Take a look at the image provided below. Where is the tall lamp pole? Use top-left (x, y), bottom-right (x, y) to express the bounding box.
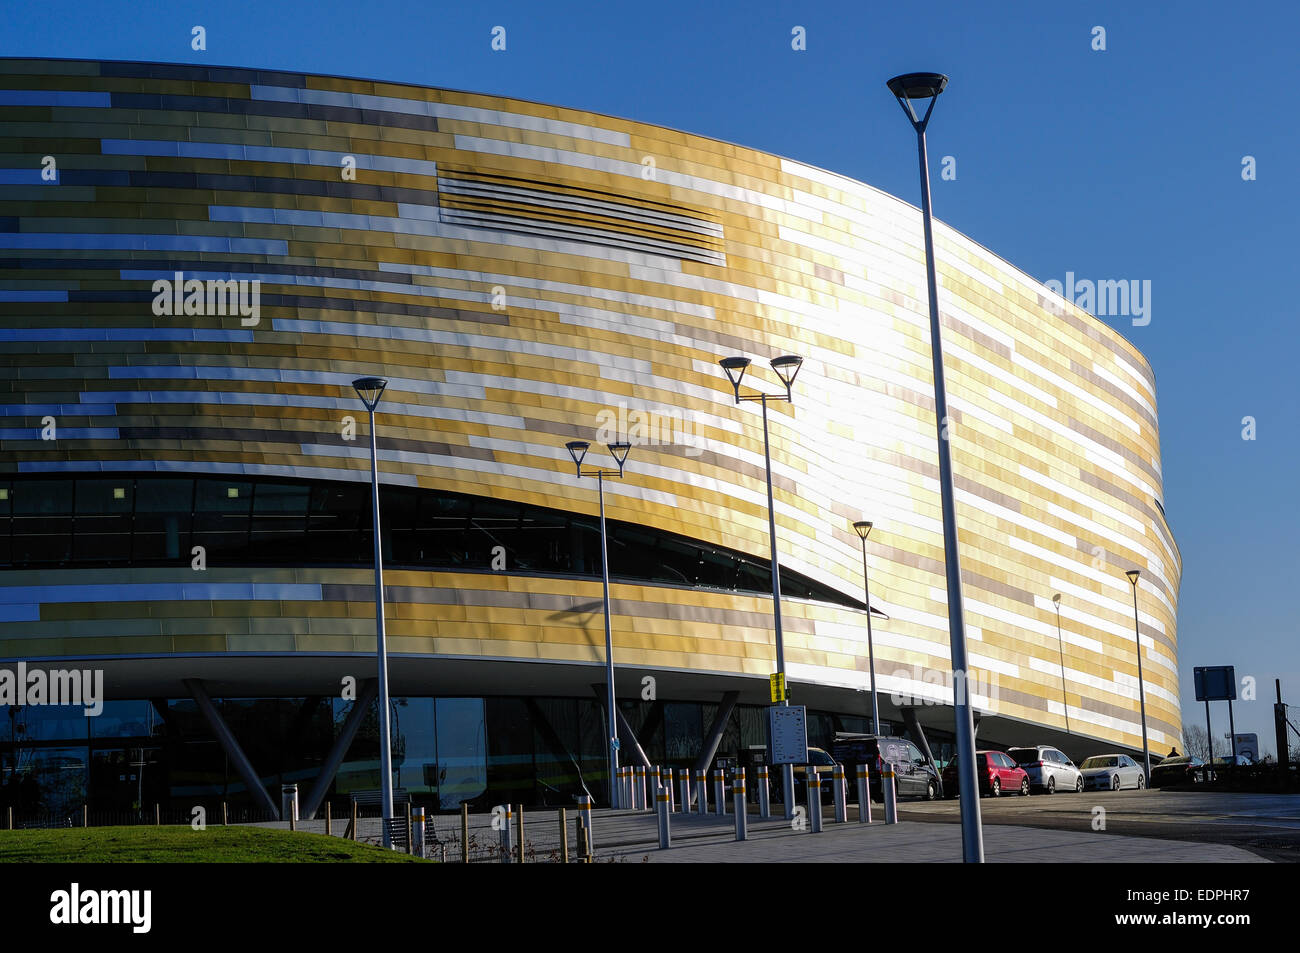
top-left (353, 376), bottom-right (395, 849)
top-left (566, 439), bottom-right (632, 808)
top-left (1126, 570), bottom-right (1152, 784)
top-left (1052, 593), bottom-right (1071, 735)
top-left (888, 71), bottom-right (983, 862)
top-left (853, 521), bottom-right (881, 734)
top-left (719, 354), bottom-right (803, 819)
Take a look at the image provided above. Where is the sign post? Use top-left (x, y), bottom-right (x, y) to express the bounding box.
top-left (1194, 666), bottom-right (1237, 770)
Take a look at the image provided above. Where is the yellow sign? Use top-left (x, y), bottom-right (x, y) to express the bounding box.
top-left (769, 672), bottom-right (786, 702)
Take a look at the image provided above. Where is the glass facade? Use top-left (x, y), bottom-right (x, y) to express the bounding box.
top-left (0, 475), bottom-right (862, 609)
top-left (0, 692), bottom-right (888, 817)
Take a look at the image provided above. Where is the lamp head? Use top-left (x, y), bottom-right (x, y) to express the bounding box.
top-left (352, 376), bottom-right (388, 411)
top-left (1126, 569), bottom-right (1141, 587)
top-left (1052, 593), bottom-right (1061, 607)
top-left (853, 520), bottom-right (873, 540)
top-left (887, 72), bottom-right (949, 100)
top-left (565, 440), bottom-right (590, 472)
top-left (607, 441), bottom-right (631, 473)
top-left (719, 356), bottom-right (750, 398)
top-left (770, 354), bottom-right (804, 392)
top-left (887, 71), bottom-right (949, 130)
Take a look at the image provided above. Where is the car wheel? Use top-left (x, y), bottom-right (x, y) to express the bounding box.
top-left (1111, 774), bottom-right (1120, 791)
top-left (1137, 774), bottom-right (1145, 790)
top-left (926, 780), bottom-right (938, 801)
top-left (1075, 775), bottom-right (1084, 793)
top-left (1020, 778), bottom-right (1030, 796)
top-left (991, 778), bottom-right (1001, 797)
top-left (1046, 776), bottom-right (1056, 794)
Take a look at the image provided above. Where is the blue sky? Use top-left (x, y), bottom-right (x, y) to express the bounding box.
top-left (4, 0), bottom-right (1297, 754)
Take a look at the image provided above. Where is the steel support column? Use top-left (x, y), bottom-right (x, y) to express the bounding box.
top-left (301, 679), bottom-right (378, 819)
top-left (184, 678), bottom-right (279, 817)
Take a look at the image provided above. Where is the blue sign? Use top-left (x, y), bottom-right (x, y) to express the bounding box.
top-left (1194, 666), bottom-right (1236, 702)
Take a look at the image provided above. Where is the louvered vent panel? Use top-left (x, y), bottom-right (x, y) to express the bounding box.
top-left (437, 169), bottom-right (725, 265)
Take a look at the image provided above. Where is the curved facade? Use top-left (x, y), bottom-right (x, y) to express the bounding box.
top-left (0, 59), bottom-right (1180, 811)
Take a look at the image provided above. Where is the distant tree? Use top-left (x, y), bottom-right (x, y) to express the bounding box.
top-left (1183, 724), bottom-right (1210, 761)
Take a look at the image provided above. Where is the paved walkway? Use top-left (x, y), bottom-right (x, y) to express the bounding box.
top-left (585, 807), bottom-right (1267, 863)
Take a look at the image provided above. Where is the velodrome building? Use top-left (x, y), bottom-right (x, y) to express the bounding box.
top-left (0, 59), bottom-right (1180, 817)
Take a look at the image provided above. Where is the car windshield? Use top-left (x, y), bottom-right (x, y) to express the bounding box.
top-left (1007, 749), bottom-right (1038, 765)
top-left (1159, 756), bottom-right (1191, 765)
top-left (807, 749), bottom-right (835, 766)
top-left (1081, 757), bottom-right (1118, 769)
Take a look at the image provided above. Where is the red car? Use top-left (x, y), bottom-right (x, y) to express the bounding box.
top-left (941, 750), bottom-right (1030, 797)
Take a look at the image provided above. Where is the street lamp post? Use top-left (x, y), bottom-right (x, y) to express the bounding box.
top-left (719, 354), bottom-right (802, 819)
top-left (1126, 570), bottom-right (1152, 784)
top-left (853, 521), bottom-right (881, 735)
top-left (888, 71), bottom-right (984, 862)
top-left (565, 439), bottom-right (632, 809)
top-left (1052, 594), bottom-right (1071, 735)
top-left (353, 376), bottom-right (395, 849)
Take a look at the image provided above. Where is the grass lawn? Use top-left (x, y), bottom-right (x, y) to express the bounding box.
top-left (0, 826), bottom-right (429, 863)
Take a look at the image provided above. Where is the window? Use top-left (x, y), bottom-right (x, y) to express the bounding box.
top-left (0, 475), bottom-right (865, 609)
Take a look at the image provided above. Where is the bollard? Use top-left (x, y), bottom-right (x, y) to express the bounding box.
top-left (516, 804), bottom-right (525, 863)
top-left (832, 764), bottom-right (847, 823)
top-left (856, 765), bottom-right (872, 824)
top-left (559, 807), bottom-right (569, 864)
top-left (461, 803), bottom-right (469, 863)
top-left (578, 794), bottom-right (594, 855)
top-left (695, 769), bottom-right (708, 815)
top-left (665, 768), bottom-right (676, 813)
top-left (411, 808), bottom-right (425, 858)
top-left (883, 765), bottom-right (898, 825)
top-left (325, 801), bottom-right (331, 837)
top-left (757, 764), bottom-right (771, 818)
top-left (734, 768), bottom-right (748, 841)
top-left (634, 766), bottom-right (646, 810)
top-left (713, 768), bottom-right (726, 815)
top-left (83, 804), bottom-right (88, 828)
top-left (576, 823), bottom-right (590, 863)
top-left (808, 771), bottom-right (824, 833)
top-left (222, 801), bottom-right (228, 826)
top-left (281, 784), bottom-right (299, 831)
top-left (499, 804), bottom-right (514, 863)
top-left (406, 802), bottom-right (413, 852)
top-left (351, 800), bottom-right (358, 841)
top-left (656, 785), bottom-right (671, 849)
top-left (616, 766), bottom-right (626, 809)
top-left (155, 803), bottom-right (160, 826)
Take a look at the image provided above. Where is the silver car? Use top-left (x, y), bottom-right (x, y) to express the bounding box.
top-left (1007, 745), bottom-right (1083, 794)
top-left (1080, 753), bottom-right (1146, 790)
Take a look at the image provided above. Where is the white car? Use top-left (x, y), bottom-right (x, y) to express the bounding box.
top-left (1007, 745), bottom-right (1084, 794)
top-left (1080, 753), bottom-right (1146, 791)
